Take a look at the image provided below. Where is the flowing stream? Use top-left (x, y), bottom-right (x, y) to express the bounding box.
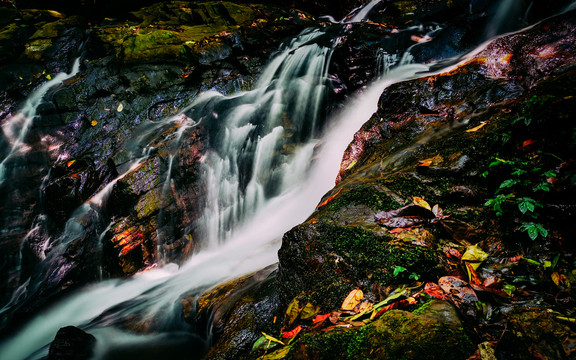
top-left (0, 0), bottom-right (570, 359)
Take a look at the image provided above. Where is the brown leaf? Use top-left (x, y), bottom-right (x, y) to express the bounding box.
top-left (465, 122), bottom-right (487, 133)
top-left (424, 282), bottom-right (446, 300)
top-left (412, 196), bottom-right (432, 210)
top-left (438, 276), bottom-right (478, 304)
top-left (341, 289), bottom-right (363, 311)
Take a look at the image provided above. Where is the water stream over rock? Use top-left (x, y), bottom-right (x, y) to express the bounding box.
top-left (1, 0), bottom-right (575, 359)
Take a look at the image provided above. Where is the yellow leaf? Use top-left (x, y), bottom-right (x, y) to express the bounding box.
top-left (341, 289), bottom-right (363, 310)
top-left (551, 272), bottom-right (561, 286)
top-left (67, 160), bottom-right (76, 167)
top-left (117, 103), bottom-right (124, 112)
top-left (461, 244), bottom-right (489, 270)
top-left (285, 298), bottom-right (302, 326)
top-left (412, 196), bottom-right (431, 211)
top-left (299, 302), bottom-right (320, 320)
top-left (91, 120), bottom-right (98, 127)
top-left (261, 332), bottom-right (284, 346)
top-left (46, 74), bottom-right (52, 80)
top-left (346, 160), bottom-right (357, 170)
top-left (465, 122), bottom-right (487, 133)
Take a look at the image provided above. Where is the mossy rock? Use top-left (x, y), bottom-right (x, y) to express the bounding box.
top-left (278, 222), bottom-right (442, 309)
top-left (287, 300), bottom-right (474, 360)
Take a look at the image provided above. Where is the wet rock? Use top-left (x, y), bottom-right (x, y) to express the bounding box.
top-left (277, 221), bottom-right (443, 309)
top-left (48, 326), bottom-right (96, 360)
top-left (288, 300), bottom-right (474, 360)
top-left (499, 308), bottom-right (576, 359)
top-left (196, 265), bottom-right (282, 360)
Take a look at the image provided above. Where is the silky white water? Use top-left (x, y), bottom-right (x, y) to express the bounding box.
top-left (0, 59), bottom-right (81, 184)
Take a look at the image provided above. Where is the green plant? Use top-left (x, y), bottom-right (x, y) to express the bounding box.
top-left (483, 157), bottom-right (557, 240)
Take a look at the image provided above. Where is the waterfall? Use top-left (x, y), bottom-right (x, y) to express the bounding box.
top-left (188, 28), bottom-right (334, 247)
top-left (0, 59), bottom-right (81, 183)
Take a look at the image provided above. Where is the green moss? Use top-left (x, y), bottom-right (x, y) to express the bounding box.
top-left (317, 223), bottom-right (438, 284)
top-left (327, 184), bottom-right (400, 212)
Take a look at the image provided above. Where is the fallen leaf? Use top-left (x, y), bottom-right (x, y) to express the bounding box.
top-left (67, 160), bottom-right (76, 167)
top-left (418, 154), bottom-right (443, 167)
top-left (317, 188), bottom-right (342, 209)
top-left (438, 276), bottom-right (478, 303)
top-left (389, 228), bottom-right (409, 234)
top-left (341, 289), bottom-right (363, 311)
top-left (465, 122), bottom-right (487, 133)
top-left (412, 196), bottom-right (432, 210)
top-left (552, 272), bottom-right (568, 286)
top-left (371, 297), bottom-right (418, 319)
top-left (461, 244), bottom-right (489, 270)
top-left (282, 325), bottom-right (302, 339)
top-left (46, 74), bottom-right (52, 80)
top-left (465, 262), bottom-right (482, 285)
top-left (117, 103), bottom-right (124, 112)
top-left (424, 282), bottom-right (446, 299)
top-left (299, 302), bottom-right (320, 320)
top-left (252, 335), bottom-right (279, 351)
top-left (285, 298), bottom-right (302, 326)
top-left (91, 120), bottom-right (98, 127)
top-left (312, 313), bottom-right (331, 324)
top-left (261, 332), bottom-right (285, 345)
top-left (446, 248), bottom-right (462, 259)
top-left (346, 160), bottom-right (357, 170)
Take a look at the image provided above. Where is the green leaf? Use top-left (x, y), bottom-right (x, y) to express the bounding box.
top-left (299, 302), bottom-right (320, 320)
top-left (252, 335), bottom-right (279, 351)
top-left (393, 266), bottom-right (407, 276)
top-left (500, 179), bottom-right (518, 189)
top-left (534, 182), bottom-right (550, 191)
top-left (543, 170), bottom-right (557, 178)
top-left (528, 226), bottom-right (538, 240)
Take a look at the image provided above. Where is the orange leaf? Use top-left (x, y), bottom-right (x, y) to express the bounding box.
top-left (418, 154), bottom-right (442, 167)
top-left (67, 160), bottom-right (76, 167)
top-left (465, 262), bottom-right (482, 285)
top-left (91, 120), bottom-right (98, 127)
top-left (312, 313), bottom-right (331, 324)
top-left (341, 289), bottom-right (363, 310)
top-left (317, 188), bottom-right (342, 209)
top-left (389, 228), bottom-right (409, 234)
top-left (466, 122), bottom-right (487, 133)
top-left (282, 325), bottom-right (302, 339)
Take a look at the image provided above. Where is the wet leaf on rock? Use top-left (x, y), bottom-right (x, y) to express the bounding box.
top-left (461, 244), bottom-right (489, 270)
top-left (285, 298), bottom-right (302, 326)
top-left (282, 325), bottom-right (302, 339)
top-left (424, 282), bottom-right (446, 299)
top-left (300, 302), bottom-right (320, 320)
top-left (438, 276), bottom-right (478, 304)
top-left (341, 289), bottom-right (363, 310)
top-left (312, 313), bottom-right (331, 324)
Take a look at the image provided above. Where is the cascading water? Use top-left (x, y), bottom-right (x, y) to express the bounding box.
top-left (0, 1), bottom-right (564, 359)
top-left (0, 59), bottom-right (81, 183)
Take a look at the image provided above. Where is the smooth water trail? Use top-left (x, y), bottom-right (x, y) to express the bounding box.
top-left (0, 59), bottom-right (81, 183)
top-left (191, 27), bottom-right (335, 247)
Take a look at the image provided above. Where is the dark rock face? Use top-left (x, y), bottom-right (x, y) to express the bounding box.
top-left (47, 326), bottom-right (96, 360)
top-left (0, 0), bottom-right (316, 328)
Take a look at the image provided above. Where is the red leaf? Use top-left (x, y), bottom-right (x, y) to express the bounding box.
top-left (312, 313), bottom-right (331, 324)
top-left (424, 282), bottom-right (446, 299)
top-left (282, 325), bottom-right (302, 339)
top-left (446, 248), bottom-right (462, 259)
